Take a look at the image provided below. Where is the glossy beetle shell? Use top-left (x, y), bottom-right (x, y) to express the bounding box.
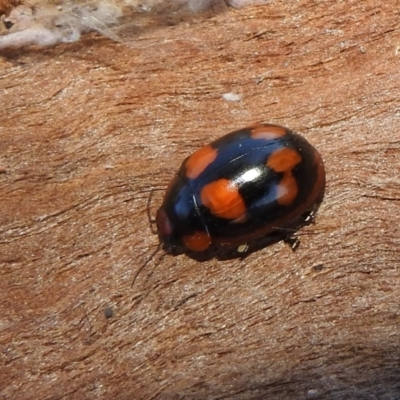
top-left (156, 123), bottom-right (325, 252)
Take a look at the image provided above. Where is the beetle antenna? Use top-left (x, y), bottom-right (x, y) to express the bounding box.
top-left (131, 243), bottom-right (162, 288)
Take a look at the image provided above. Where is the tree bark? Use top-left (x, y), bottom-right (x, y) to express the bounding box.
top-left (1, 1), bottom-right (400, 399)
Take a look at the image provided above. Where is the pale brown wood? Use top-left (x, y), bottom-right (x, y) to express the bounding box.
top-left (1, 1), bottom-right (400, 399)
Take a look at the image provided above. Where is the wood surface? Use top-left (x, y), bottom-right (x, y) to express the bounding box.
top-left (1, 1), bottom-right (400, 399)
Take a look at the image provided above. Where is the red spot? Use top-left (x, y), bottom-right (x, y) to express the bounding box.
top-left (200, 179), bottom-right (247, 220)
top-left (267, 148), bottom-right (302, 206)
top-left (182, 231), bottom-right (211, 251)
top-left (250, 124), bottom-right (287, 140)
top-left (185, 145), bottom-right (218, 179)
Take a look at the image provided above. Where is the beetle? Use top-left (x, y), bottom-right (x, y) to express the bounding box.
top-left (156, 123), bottom-right (325, 253)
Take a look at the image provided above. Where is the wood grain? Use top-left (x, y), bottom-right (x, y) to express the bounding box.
top-left (1, 1), bottom-right (400, 399)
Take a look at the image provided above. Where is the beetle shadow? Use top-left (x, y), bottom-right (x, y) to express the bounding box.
top-left (187, 233), bottom-right (288, 262)
top-left (167, 215), bottom-right (315, 262)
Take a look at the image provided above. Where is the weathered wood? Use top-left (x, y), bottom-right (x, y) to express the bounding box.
top-left (1, 1), bottom-right (400, 399)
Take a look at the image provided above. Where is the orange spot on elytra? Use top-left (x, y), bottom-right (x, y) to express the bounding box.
top-left (182, 231), bottom-right (211, 251)
top-left (267, 147), bottom-right (302, 172)
top-left (201, 179), bottom-right (246, 220)
top-left (276, 174), bottom-right (299, 206)
top-left (267, 147), bottom-right (302, 206)
top-left (250, 124), bottom-right (287, 140)
top-left (185, 145), bottom-right (218, 179)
